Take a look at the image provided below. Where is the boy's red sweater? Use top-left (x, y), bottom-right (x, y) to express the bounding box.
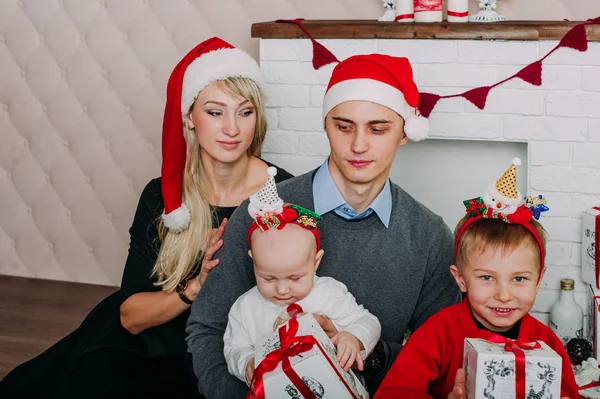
top-left (375, 298), bottom-right (580, 399)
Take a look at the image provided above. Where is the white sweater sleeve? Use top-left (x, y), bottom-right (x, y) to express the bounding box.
top-left (223, 294), bottom-right (255, 384)
top-left (318, 278), bottom-right (382, 359)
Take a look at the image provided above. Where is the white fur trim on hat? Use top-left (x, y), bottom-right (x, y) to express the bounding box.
top-left (161, 203), bottom-right (191, 232)
top-left (322, 78), bottom-right (428, 140)
top-left (181, 48), bottom-right (264, 120)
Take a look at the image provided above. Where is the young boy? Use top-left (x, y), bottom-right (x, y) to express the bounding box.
top-left (374, 159), bottom-right (579, 399)
top-left (223, 168), bottom-right (381, 387)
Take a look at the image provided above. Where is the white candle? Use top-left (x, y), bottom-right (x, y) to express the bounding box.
top-left (447, 0), bottom-right (469, 22)
top-left (395, 0), bottom-right (414, 23)
top-left (414, 0), bottom-right (442, 23)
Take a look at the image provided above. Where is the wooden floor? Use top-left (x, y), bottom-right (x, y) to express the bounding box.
top-left (0, 275), bottom-right (118, 380)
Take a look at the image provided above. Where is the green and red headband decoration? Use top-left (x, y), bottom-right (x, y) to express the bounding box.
top-left (248, 205), bottom-right (322, 251)
top-left (454, 158), bottom-right (549, 271)
top-left (247, 167), bottom-right (321, 250)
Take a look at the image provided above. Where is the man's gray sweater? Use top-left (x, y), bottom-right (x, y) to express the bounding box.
top-left (186, 170), bottom-right (460, 398)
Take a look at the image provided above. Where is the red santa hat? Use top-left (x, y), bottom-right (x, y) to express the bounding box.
top-left (322, 54), bottom-right (429, 141)
top-left (161, 37), bottom-right (264, 232)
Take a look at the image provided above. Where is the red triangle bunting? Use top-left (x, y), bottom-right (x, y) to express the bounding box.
top-left (312, 40), bottom-right (340, 69)
top-left (515, 61), bottom-right (543, 86)
top-left (276, 18), bottom-right (339, 70)
top-left (558, 23), bottom-right (588, 52)
top-left (462, 86), bottom-right (492, 110)
top-left (418, 93), bottom-right (441, 118)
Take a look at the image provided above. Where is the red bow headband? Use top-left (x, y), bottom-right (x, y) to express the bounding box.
top-left (248, 205), bottom-right (322, 251)
top-left (455, 196), bottom-right (548, 275)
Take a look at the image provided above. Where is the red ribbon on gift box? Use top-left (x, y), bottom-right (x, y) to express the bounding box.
top-left (249, 307), bottom-right (362, 399)
top-left (249, 316), bottom-right (317, 399)
top-left (486, 335), bottom-right (541, 399)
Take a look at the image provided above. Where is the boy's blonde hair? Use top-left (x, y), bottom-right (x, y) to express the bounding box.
top-left (454, 215), bottom-right (547, 272)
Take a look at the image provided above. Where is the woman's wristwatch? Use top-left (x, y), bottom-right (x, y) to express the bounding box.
top-left (176, 279), bottom-right (193, 305)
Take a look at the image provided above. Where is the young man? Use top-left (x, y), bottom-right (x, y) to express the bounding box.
top-left (186, 53), bottom-right (461, 398)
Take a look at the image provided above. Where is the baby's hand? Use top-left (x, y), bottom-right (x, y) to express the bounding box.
top-left (331, 331), bottom-right (364, 372)
top-left (245, 357), bottom-right (255, 387)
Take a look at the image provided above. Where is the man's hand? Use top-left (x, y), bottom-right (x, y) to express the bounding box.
top-left (245, 357), bottom-right (255, 387)
top-left (313, 314), bottom-right (338, 339)
top-left (331, 331), bottom-right (364, 372)
top-left (447, 368), bottom-right (466, 399)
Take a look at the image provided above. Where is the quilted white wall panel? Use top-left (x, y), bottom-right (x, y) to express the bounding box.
top-left (0, 0), bottom-right (385, 286)
top-left (1, 0), bottom-right (599, 286)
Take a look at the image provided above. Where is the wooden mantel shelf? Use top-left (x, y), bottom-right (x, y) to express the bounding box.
top-left (251, 20), bottom-right (600, 41)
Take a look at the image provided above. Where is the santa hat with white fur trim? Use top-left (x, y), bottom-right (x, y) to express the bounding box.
top-left (161, 37), bottom-right (264, 232)
top-left (322, 54), bottom-right (429, 141)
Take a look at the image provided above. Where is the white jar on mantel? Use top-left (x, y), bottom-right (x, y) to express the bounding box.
top-left (549, 278), bottom-right (584, 346)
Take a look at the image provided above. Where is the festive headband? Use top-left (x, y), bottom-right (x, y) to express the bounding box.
top-left (247, 167), bottom-right (321, 251)
top-left (454, 158), bottom-right (550, 272)
top-left (248, 205), bottom-right (322, 251)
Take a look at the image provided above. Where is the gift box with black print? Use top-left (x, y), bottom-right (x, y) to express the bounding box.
top-left (252, 313), bottom-right (369, 399)
top-left (582, 207), bottom-right (600, 289)
top-left (463, 338), bottom-right (562, 399)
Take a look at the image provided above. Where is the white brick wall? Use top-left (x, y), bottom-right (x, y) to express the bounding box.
top-left (260, 38), bottom-right (600, 324)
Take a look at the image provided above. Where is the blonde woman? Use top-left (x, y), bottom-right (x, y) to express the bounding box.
top-left (0, 37), bottom-right (292, 399)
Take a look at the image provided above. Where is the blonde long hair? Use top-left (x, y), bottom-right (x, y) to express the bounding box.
top-left (152, 77), bottom-right (267, 292)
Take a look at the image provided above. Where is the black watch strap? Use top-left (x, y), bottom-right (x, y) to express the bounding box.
top-left (178, 290), bottom-right (193, 305)
top-left (176, 279), bottom-right (193, 305)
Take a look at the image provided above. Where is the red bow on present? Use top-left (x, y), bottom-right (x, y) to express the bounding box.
top-left (248, 307), bottom-right (317, 399)
top-left (463, 197), bottom-right (487, 217)
top-left (486, 335), bottom-right (542, 399)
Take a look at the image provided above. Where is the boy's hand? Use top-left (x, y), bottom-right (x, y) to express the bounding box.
top-left (331, 331), bottom-right (364, 372)
top-left (245, 357), bottom-right (255, 387)
top-left (447, 368), bottom-right (466, 399)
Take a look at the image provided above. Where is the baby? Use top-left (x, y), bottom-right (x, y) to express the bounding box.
top-left (375, 158), bottom-right (579, 399)
top-left (223, 168), bottom-right (381, 388)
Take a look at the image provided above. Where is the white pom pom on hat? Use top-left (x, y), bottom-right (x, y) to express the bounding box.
top-left (404, 114), bottom-right (429, 142)
top-left (161, 203), bottom-right (191, 233)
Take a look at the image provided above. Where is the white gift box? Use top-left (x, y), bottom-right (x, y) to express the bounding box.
top-left (463, 338), bottom-right (562, 399)
top-left (254, 313), bottom-right (369, 399)
top-left (588, 284), bottom-right (600, 360)
top-left (582, 207), bottom-right (600, 288)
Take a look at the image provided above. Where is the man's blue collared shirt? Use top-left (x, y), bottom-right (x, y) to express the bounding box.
top-left (312, 158), bottom-right (392, 228)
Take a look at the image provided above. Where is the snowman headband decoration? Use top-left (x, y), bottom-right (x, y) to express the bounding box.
top-left (455, 158), bottom-right (550, 270)
top-left (247, 167), bottom-right (321, 251)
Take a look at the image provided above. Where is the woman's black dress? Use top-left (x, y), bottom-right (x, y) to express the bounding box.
top-left (0, 164), bottom-right (293, 398)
